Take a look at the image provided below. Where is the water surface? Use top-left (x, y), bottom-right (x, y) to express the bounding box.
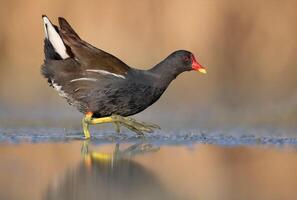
top-left (1, 128), bottom-right (297, 200)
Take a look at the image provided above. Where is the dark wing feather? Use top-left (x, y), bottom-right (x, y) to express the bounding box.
top-left (58, 17), bottom-right (80, 39)
top-left (42, 58), bottom-right (126, 113)
top-left (42, 59), bottom-right (85, 112)
top-left (42, 17), bottom-right (131, 113)
top-left (58, 17), bottom-right (130, 75)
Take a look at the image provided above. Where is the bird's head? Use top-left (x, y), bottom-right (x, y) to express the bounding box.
top-left (170, 50), bottom-right (207, 74)
top-left (150, 50), bottom-right (207, 84)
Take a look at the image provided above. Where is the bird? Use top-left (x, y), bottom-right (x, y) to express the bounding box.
top-left (41, 15), bottom-right (207, 139)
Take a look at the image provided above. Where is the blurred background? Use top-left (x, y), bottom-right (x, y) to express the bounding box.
top-left (0, 0), bottom-right (297, 129)
top-left (1, 2), bottom-right (297, 200)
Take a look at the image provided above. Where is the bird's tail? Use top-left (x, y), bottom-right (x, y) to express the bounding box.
top-left (58, 17), bottom-right (81, 39)
top-left (42, 15), bottom-right (70, 60)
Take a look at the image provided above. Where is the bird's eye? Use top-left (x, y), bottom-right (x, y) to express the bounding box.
top-left (183, 56), bottom-right (191, 63)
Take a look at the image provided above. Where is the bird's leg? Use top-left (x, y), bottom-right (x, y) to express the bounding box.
top-left (82, 112), bottom-right (160, 138)
top-left (113, 122), bottom-right (121, 133)
top-left (82, 112), bottom-right (92, 139)
top-left (82, 112), bottom-right (114, 139)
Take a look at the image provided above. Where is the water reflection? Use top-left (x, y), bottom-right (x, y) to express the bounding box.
top-left (44, 142), bottom-right (175, 200)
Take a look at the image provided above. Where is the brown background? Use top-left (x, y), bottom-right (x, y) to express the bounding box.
top-left (0, 0), bottom-right (297, 129)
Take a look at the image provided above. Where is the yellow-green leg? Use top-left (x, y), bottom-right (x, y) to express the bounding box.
top-left (113, 122), bottom-right (121, 133)
top-left (82, 112), bottom-right (92, 139)
top-left (82, 112), bottom-right (114, 139)
top-left (82, 112), bottom-right (161, 139)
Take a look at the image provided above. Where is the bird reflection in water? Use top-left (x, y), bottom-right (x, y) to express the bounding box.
top-left (44, 142), bottom-right (176, 200)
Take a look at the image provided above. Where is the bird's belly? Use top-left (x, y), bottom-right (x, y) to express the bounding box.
top-left (91, 85), bottom-right (165, 118)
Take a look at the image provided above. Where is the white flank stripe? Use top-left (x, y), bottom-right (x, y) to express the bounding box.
top-left (42, 16), bottom-right (69, 59)
top-left (52, 81), bottom-right (68, 98)
top-left (86, 69), bottom-right (126, 79)
top-left (70, 78), bottom-right (98, 82)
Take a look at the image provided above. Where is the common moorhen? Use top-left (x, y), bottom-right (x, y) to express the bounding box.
top-left (41, 15), bottom-right (207, 139)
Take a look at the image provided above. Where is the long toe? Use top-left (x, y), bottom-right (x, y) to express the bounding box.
top-left (120, 122), bottom-right (145, 136)
top-left (112, 115), bottom-right (160, 135)
top-left (137, 121), bottom-right (161, 129)
top-left (124, 121), bottom-right (155, 134)
top-left (123, 116), bottom-right (160, 130)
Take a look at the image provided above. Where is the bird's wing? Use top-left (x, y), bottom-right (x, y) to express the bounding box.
top-left (42, 58), bottom-right (124, 113)
top-left (58, 17), bottom-right (130, 76)
top-left (42, 16), bottom-right (129, 113)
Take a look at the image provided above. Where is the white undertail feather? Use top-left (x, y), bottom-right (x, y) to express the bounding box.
top-left (51, 80), bottom-right (68, 98)
top-left (42, 16), bottom-right (69, 59)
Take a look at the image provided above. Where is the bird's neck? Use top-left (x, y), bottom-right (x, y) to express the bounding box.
top-left (148, 61), bottom-right (181, 87)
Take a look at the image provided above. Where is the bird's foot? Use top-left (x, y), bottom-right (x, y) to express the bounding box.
top-left (82, 112), bottom-right (160, 139)
top-left (111, 115), bottom-right (161, 135)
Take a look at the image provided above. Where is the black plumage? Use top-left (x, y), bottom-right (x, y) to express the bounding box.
top-left (41, 16), bottom-right (205, 119)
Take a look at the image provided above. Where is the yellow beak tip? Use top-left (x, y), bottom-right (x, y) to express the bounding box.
top-left (198, 69), bottom-right (207, 74)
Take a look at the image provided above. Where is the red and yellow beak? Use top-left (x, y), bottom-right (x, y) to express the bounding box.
top-left (191, 55), bottom-right (207, 74)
